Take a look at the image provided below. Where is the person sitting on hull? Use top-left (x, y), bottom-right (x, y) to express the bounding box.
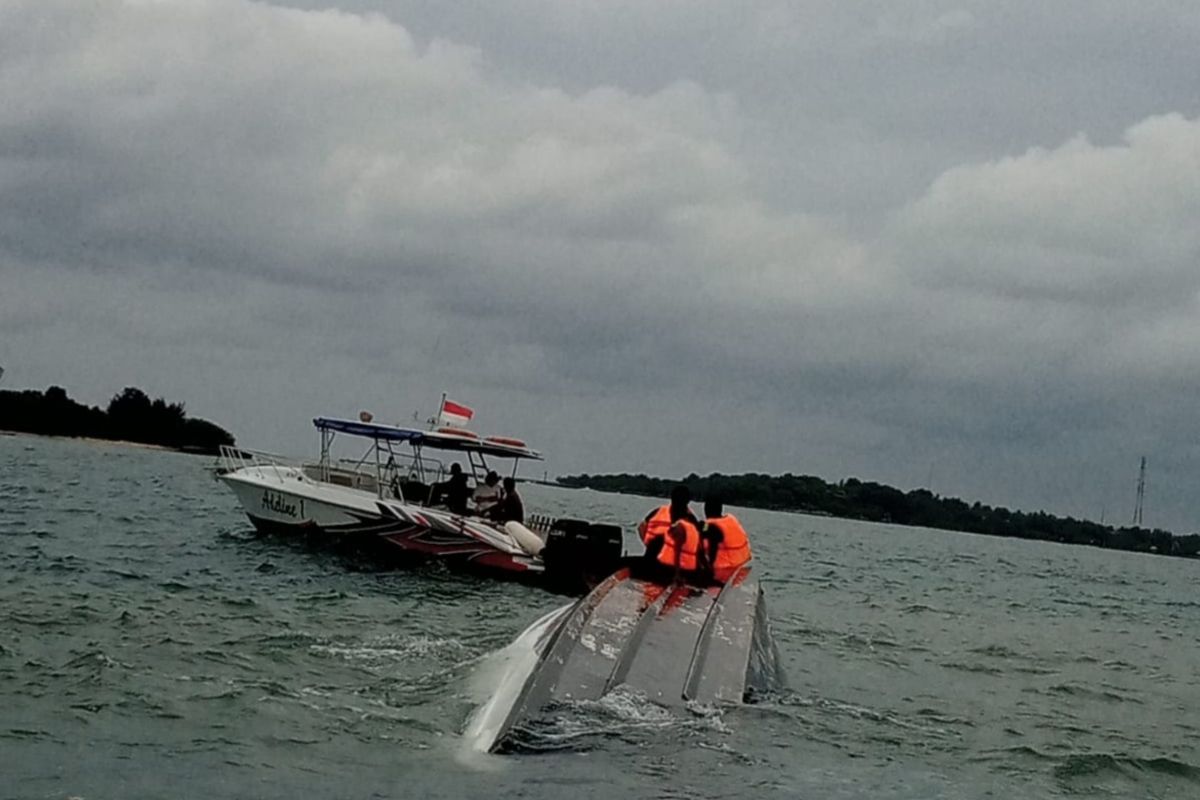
top-left (655, 514), bottom-right (707, 579)
top-left (638, 484), bottom-right (705, 577)
top-left (487, 477), bottom-right (525, 524)
top-left (638, 484), bottom-right (701, 562)
top-left (701, 496), bottom-right (753, 583)
top-left (429, 463), bottom-right (472, 515)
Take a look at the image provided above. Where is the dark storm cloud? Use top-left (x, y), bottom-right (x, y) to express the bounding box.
top-left (2, 0), bottom-right (1199, 529)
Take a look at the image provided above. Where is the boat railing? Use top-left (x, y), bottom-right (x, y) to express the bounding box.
top-left (373, 448), bottom-right (451, 496)
top-left (371, 446), bottom-right (448, 485)
top-left (317, 458), bottom-right (386, 493)
top-left (218, 444), bottom-right (452, 500)
top-left (217, 446), bottom-right (308, 484)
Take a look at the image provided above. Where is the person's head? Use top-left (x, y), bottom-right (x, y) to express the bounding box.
top-left (704, 497), bottom-right (724, 518)
top-left (486, 471), bottom-right (500, 486)
top-left (503, 477), bottom-right (517, 492)
top-left (450, 463), bottom-right (462, 475)
top-left (669, 484), bottom-right (691, 515)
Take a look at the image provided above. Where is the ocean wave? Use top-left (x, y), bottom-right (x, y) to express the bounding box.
top-left (1009, 664), bottom-right (1060, 676)
top-left (103, 567), bottom-right (147, 580)
top-left (837, 632), bottom-right (903, 651)
top-left (44, 556), bottom-right (86, 573)
top-left (969, 643), bottom-right (1025, 659)
top-left (59, 650), bottom-right (127, 672)
top-left (295, 590), bottom-right (351, 604)
top-left (769, 692), bottom-right (964, 739)
top-left (1054, 752), bottom-right (1200, 784)
top-left (973, 744), bottom-right (1200, 787)
top-left (222, 631), bottom-right (324, 647)
top-left (0, 727), bottom-right (62, 743)
top-left (900, 602), bottom-right (949, 614)
top-left (914, 707), bottom-right (976, 727)
top-left (1039, 682), bottom-right (1144, 705)
top-left (941, 660), bottom-right (1006, 676)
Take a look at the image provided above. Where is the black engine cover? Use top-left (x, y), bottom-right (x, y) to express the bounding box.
top-left (541, 518), bottom-right (624, 592)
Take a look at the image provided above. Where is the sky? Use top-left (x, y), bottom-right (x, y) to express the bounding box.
top-left (2, 0), bottom-right (1199, 531)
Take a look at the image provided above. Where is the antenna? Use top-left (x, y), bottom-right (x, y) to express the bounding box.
top-left (1132, 456), bottom-right (1146, 527)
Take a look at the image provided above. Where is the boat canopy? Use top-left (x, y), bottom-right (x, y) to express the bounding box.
top-left (313, 417), bottom-right (543, 461)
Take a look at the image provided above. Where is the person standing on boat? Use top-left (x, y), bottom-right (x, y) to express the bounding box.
top-left (638, 484), bottom-right (701, 563)
top-left (701, 497), bottom-right (752, 583)
top-left (472, 471), bottom-right (502, 514)
top-left (487, 477), bottom-right (525, 524)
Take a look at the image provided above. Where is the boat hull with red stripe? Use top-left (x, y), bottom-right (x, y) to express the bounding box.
top-left (219, 464), bottom-right (543, 575)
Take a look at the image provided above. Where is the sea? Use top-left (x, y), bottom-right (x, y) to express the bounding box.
top-left (2, 433), bottom-right (1199, 799)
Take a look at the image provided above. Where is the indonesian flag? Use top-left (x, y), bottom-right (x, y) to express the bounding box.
top-left (438, 398), bottom-right (474, 427)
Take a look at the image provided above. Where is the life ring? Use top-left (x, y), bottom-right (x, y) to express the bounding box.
top-left (437, 426), bottom-right (479, 439)
top-left (485, 435), bottom-right (527, 448)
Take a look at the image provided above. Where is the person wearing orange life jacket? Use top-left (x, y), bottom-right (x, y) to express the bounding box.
top-left (701, 497), bottom-right (752, 582)
top-left (656, 516), bottom-right (706, 574)
top-left (637, 484), bottom-right (701, 564)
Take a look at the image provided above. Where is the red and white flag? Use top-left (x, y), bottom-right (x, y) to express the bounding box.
top-left (438, 397), bottom-right (475, 427)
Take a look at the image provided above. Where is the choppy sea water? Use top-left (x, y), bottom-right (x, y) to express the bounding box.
top-left (2, 433), bottom-right (1199, 799)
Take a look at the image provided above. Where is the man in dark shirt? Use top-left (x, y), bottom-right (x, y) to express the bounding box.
top-left (430, 463), bottom-right (472, 514)
top-left (488, 477), bottom-right (525, 523)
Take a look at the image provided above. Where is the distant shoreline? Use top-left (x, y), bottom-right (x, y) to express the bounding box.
top-left (558, 472), bottom-right (1200, 559)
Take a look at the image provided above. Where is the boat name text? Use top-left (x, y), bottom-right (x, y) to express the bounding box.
top-left (262, 490), bottom-right (299, 518)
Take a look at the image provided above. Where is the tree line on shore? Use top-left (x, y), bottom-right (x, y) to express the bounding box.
top-left (557, 472), bottom-right (1200, 558)
top-left (0, 385), bottom-right (235, 455)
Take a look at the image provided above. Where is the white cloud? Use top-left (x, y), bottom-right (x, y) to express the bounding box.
top-left (893, 113), bottom-right (1200, 306)
top-left (3, 0), bottom-right (1200, 530)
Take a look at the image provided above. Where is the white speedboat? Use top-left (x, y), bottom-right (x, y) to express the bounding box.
top-left (217, 416), bottom-right (622, 585)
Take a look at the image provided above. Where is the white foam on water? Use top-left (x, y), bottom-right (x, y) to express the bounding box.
top-left (309, 634), bottom-right (466, 665)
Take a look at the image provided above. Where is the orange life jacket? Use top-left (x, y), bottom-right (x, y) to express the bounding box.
top-left (656, 519), bottom-right (703, 572)
top-left (638, 504), bottom-right (673, 546)
top-left (706, 513), bottom-right (752, 580)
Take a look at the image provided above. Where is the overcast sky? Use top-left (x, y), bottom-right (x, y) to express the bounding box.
top-left (3, 0), bottom-right (1199, 531)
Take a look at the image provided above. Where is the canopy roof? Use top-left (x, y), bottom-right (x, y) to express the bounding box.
top-left (313, 417), bottom-right (543, 460)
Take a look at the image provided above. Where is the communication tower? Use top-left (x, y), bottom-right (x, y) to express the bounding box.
top-left (1132, 456), bottom-right (1146, 526)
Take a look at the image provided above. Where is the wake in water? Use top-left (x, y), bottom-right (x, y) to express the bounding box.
top-left (495, 685), bottom-right (732, 754)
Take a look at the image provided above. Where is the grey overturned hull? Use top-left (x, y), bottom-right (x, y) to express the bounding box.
top-left (480, 564), bottom-right (782, 753)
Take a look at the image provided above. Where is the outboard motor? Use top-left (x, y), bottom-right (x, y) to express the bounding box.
top-left (541, 518), bottom-right (624, 593)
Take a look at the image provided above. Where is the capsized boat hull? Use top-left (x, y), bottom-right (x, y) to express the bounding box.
top-left (471, 564), bottom-right (784, 752)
